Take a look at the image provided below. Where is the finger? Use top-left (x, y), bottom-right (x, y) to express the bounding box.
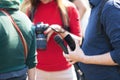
top-left (70, 61), bottom-right (76, 65)
top-left (44, 27), bottom-right (51, 34)
top-left (69, 61), bottom-right (76, 65)
top-left (70, 61), bottom-right (76, 64)
top-left (63, 52), bottom-right (66, 57)
top-left (66, 58), bottom-right (72, 62)
top-left (46, 30), bottom-right (54, 41)
top-left (63, 54), bottom-right (70, 59)
top-left (50, 24), bottom-right (61, 33)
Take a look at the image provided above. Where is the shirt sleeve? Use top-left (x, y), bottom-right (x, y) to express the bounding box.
top-left (101, 2), bottom-right (120, 64)
top-left (67, 3), bottom-right (82, 37)
top-left (26, 26), bottom-right (37, 69)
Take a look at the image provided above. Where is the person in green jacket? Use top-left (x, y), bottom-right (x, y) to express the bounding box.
top-left (20, 0), bottom-right (23, 3)
top-left (0, 0), bottom-right (36, 80)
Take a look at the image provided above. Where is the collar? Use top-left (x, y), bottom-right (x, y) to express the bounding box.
top-left (40, 0), bottom-right (54, 4)
top-left (89, 0), bottom-right (101, 8)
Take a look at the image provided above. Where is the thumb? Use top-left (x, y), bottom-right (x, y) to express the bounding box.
top-left (44, 27), bottom-right (51, 34)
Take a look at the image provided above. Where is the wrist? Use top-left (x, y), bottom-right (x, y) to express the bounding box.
top-left (81, 55), bottom-right (89, 64)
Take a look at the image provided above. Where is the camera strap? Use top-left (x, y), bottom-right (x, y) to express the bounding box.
top-left (0, 9), bottom-right (28, 61)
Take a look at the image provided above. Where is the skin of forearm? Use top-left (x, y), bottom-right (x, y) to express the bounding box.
top-left (83, 52), bottom-right (118, 66)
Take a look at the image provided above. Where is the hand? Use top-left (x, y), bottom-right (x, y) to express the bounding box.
top-left (63, 40), bottom-right (85, 64)
top-left (44, 27), bottom-right (54, 41)
top-left (49, 24), bottom-right (65, 33)
top-left (44, 24), bottom-right (62, 41)
top-left (44, 24), bottom-right (65, 41)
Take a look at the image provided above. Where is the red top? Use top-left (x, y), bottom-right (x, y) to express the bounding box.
top-left (33, 0), bottom-right (81, 71)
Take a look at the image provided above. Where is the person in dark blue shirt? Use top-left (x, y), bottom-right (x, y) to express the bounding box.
top-left (63, 0), bottom-right (120, 80)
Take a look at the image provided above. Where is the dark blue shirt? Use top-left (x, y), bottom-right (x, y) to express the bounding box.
top-left (79, 0), bottom-right (120, 80)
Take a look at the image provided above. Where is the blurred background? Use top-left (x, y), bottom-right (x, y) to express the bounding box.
top-left (81, 0), bottom-right (91, 36)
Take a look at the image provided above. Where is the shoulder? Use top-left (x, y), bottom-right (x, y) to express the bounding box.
top-left (63, 0), bottom-right (78, 15)
top-left (113, 0), bottom-right (120, 9)
top-left (104, 0), bottom-right (120, 10)
top-left (15, 10), bottom-right (31, 22)
top-left (101, 0), bottom-right (120, 29)
top-left (102, 0), bottom-right (120, 17)
top-left (63, 0), bottom-right (76, 9)
top-left (63, 0), bottom-right (80, 19)
top-left (13, 10), bottom-right (33, 31)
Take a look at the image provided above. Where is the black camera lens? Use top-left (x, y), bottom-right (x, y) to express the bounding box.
top-left (36, 34), bottom-right (47, 50)
top-left (34, 22), bottom-right (49, 50)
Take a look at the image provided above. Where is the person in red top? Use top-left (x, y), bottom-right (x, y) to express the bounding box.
top-left (20, 0), bottom-right (82, 80)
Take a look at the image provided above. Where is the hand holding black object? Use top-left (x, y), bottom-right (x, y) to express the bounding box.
top-left (54, 35), bottom-right (83, 76)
